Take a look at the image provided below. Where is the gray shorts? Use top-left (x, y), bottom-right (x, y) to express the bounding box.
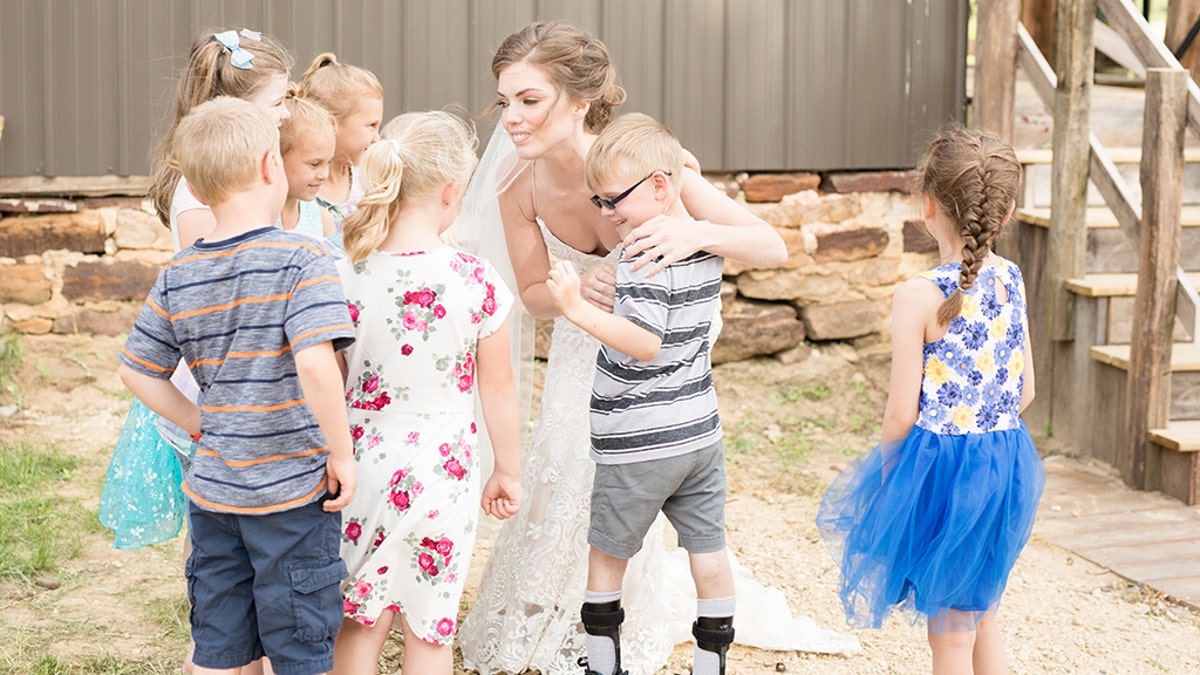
top-left (588, 440), bottom-right (727, 559)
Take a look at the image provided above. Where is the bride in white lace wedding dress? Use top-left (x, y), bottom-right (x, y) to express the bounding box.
top-left (454, 21), bottom-right (858, 675)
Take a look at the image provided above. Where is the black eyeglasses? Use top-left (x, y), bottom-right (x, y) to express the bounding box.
top-left (590, 170), bottom-right (671, 210)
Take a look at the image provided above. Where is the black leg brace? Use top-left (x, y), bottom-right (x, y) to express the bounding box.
top-left (692, 615), bottom-right (735, 675)
top-left (580, 598), bottom-right (628, 672)
top-left (579, 600), bottom-right (626, 675)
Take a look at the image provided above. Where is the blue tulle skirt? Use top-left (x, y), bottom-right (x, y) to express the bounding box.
top-left (816, 423), bottom-right (1044, 632)
top-left (99, 400), bottom-right (187, 550)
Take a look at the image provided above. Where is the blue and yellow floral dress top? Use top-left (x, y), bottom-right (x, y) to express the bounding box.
top-left (918, 260), bottom-right (1028, 435)
top-left (817, 257), bottom-right (1046, 633)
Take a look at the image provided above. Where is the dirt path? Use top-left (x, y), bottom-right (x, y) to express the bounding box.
top-left (1, 335), bottom-right (1198, 674)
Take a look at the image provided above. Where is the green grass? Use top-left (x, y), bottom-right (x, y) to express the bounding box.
top-left (0, 334), bottom-right (22, 406)
top-left (0, 441), bottom-right (181, 674)
top-left (772, 384), bottom-right (833, 405)
top-left (725, 419), bottom-right (759, 455)
top-left (142, 594), bottom-right (190, 645)
top-left (1, 653), bottom-right (178, 675)
top-left (0, 442), bottom-right (86, 581)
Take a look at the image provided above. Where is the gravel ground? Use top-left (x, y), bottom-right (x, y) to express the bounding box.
top-left (1, 336), bottom-right (1197, 674)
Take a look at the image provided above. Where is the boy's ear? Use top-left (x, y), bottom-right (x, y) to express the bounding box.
top-left (652, 171), bottom-right (672, 200)
top-left (261, 149), bottom-right (283, 184)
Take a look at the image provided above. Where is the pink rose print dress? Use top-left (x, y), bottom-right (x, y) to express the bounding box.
top-left (335, 247), bottom-right (512, 645)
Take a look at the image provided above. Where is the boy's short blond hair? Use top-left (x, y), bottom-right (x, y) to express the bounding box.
top-left (585, 112), bottom-right (684, 194)
top-left (172, 96), bottom-right (279, 206)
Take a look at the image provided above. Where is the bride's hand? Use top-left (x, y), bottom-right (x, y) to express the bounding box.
top-left (621, 214), bottom-right (704, 277)
top-left (580, 265), bottom-right (616, 312)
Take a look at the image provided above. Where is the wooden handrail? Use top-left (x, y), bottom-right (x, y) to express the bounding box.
top-left (1097, 0), bottom-right (1200, 140)
top-left (1016, 21), bottom-right (1200, 339)
top-left (1125, 67), bottom-right (1188, 486)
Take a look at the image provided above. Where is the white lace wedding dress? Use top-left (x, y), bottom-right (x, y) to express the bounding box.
top-left (455, 126), bottom-right (859, 675)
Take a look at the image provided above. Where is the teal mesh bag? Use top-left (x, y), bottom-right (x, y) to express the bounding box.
top-left (99, 399), bottom-right (186, 550)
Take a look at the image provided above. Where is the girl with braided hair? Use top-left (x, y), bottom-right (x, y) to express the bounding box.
top-left (817, 126), bottom-right (1044, 674)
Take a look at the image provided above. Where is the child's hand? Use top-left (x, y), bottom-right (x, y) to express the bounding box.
top-left (481, 472), bottom-right (523, 520)
top-left (322, 452), bottom-right (358, 512)
top-left (546, 260), bottom-right (583, 312)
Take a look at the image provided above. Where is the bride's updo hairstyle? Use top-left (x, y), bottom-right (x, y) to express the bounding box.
top-left (342, 111), bottom-right (478, 264)
top-left (491, 20), bottom-right (627, 132)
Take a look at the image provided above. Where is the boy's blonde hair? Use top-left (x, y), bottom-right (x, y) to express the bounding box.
top-left (280, 86), bottom-right (336, 155)
top-left (298, 53), bottom-right (383, 123)
top-left (585, 113), bottom-right (684, 195)
top-left (342, 111), bottom-right (478, 264)
top-left (172, 97), bottom-right (280, 207)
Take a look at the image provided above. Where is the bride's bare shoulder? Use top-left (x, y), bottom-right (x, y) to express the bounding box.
top-left (497, 159), bottom-right (535, 221)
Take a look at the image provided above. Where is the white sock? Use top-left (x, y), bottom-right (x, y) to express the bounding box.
top-left (694, 648), bottom-right (721, 675)
top-left (584, 589), bottom-right (623, 674)
top-left (694, 596), bottom-right (736, 675)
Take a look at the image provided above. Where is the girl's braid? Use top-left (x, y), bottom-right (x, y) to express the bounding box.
top-left (924, 127), bottom-right (1022, 326)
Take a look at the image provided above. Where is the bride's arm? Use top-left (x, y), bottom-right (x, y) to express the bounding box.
top-left (500, 177), bottom-right (561, 320)
top-left (622, 167), bottom-right (787, 277)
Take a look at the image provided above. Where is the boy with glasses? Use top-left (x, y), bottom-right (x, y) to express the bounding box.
top-left (546, 112), bottom-right (735, 675)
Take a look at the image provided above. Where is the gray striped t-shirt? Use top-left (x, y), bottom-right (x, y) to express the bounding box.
top-left (120, 227), bottom-right (355, 514)
top-left (589, 248), bottom-right (724, 465)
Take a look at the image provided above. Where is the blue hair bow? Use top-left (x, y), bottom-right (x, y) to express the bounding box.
top-left (213, 29), bottom-right (261, 70)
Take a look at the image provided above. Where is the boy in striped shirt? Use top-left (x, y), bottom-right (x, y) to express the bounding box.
top-left (546, 113), bottom-right (735, 675)
top-left (118, 97), bottom-right (356, 675)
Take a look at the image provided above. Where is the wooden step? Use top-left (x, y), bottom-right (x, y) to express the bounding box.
top-left (1149, 421), bottom-right (1200, 452)
top-left (1088, 345), bottom-right (1200, 421)
top-left (1016, 146), bottom-right (1200, 164)
top-left (1089, 343), bottom-right (1200, 371)
top-left (1020, 151), bottom-right (1200, 209)
top-left (1016, 205), bottom-right (1200, 229)
top-left (1066, 272), bottom-right (1200, 297)
top-left (1007, 214), bottom-right (1200, 274)
top-left (1148, 421), bottom-right (1200, 505)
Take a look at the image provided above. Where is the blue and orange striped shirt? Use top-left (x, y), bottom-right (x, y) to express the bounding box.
top-left (119, 227), bottom-right (355, 514)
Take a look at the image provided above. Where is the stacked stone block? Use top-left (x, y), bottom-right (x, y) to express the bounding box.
top-left (1, 172), bottom-right (939, 364)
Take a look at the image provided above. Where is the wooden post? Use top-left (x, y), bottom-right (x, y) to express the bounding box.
top-left (975, 0), bottom-right (1021, 140)
top-left (1167, 0), bottom-right (1200, 81)
top-left (1047, 0), bottom-right (1095, 342)
top-left (1023, 0), bottom-right (1058, 62)
top-left (1124, 68), bottom-right (1188, 488)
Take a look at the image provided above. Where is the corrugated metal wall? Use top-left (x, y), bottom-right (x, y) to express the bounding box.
top-left (0, 0), bottom-right (967, 179)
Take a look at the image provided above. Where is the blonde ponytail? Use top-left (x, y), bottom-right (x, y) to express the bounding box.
top-left (342, 112), bottom-right (478, 264)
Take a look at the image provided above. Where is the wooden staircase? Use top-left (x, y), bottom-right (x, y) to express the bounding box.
top-left (1007, 153), bottom-right (1200, 505)
top-left (979, 0), bottom-right (1200, 504)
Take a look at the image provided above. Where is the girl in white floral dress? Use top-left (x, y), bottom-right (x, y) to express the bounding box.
top-left (331, 111), bottom-right (523, 675)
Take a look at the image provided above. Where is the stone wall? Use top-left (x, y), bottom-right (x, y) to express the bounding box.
top-left (708, 170), bottom-right (937, 363)
top-left (0, 172), bottom-right (938, 362)
top-left (0, 197), bottom-right (172, 336)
